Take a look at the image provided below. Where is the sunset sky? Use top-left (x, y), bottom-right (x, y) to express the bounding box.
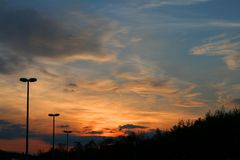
top-left (0, 0), bottom-right (240, 153)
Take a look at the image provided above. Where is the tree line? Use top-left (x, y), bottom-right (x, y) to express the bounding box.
top-left (1, 107), bottom-right (240, 160)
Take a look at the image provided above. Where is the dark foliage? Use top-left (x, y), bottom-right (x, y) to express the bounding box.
top-left (0, 150), bottom-right (24, 160)
top-left (1, 108), bottom-right (240, 160)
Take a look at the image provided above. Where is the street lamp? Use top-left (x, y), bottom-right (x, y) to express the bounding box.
top-left (19, 77), bottom-right (37, 160)
top-left (48, 113), bottom-right (60, 160)
top-left (63, 130), bottom-right (72, 160)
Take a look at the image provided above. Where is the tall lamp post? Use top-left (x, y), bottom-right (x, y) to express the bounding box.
top-left (48, 113), bottom-right (60, 160)
top-left (63, 130), bottom-right (72, 160)
top-left (20, 77), bottom-right (37, 160)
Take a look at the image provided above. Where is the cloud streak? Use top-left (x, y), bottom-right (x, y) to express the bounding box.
top-left (139, 0), bottom-right (211, 9)
top-left (191, 34), bottom-right (240, 70)
top-left (119, 124), bottom-right (147, 130)
top-left (86, 131), bottom-right (104, 135)
top-left (211, 82), bottom-right (240, 107)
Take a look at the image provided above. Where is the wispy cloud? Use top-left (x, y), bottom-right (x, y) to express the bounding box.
top-left (175, 100), bottom-right (206, 108)
top-left (191, 34), bottom-right (240, 70)
top-left (75, 78), bottom-right (180, 97)
top-left (130, 37), bottom-right (143, 43)
top-left (69, 56), bottom-right (204, 109)
top-left (167, 20), bottom-right (240, 29)
top-left (75, 72), bottom-right (201, 100)
top-left (208, 21), bottom-right (240, 28)
top-left (139, 0), bottom-right (211, 9)
top-left (211, 82), bottom-right (240, 107)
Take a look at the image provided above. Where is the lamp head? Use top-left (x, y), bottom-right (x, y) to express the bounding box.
top-left (49, 113), bottom-right (60, 117)
top-left (19, 78), bottom-right (28, 82)
top-left (20, 77), bottom-right (37, 82)
top-left (29, 78), bottom-right (37, 82)
top-left (64, 130), bottom-right (72, 134)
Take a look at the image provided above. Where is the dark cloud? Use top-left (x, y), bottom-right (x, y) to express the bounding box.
top-left (0, 5), bottom-right (114, 74)
top-left (86, 131), bottom-right (103, 135)
top-left (103, 128), bottom-right (111, 130)
top-left (119, 124), bottom-right (148, 130)
top-left (68, 83), bottom-right (78, 87)
top-left (0, 119), bottom-right (105, 146)
top-left (58, 124), bottom-right (70, 129)
top-left (0, 120), bottom-right (25, 139)
top-left (63, 83), bottom-right (79, 92)
top-left (81, 126), bottom-right (93, 133)
top-left (0, 9), bottom-right (103, 57)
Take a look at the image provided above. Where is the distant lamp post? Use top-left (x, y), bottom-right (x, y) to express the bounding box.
top-left (63, 130), bottom-right (72, 160)
top-left (19, 77), bottom-right (37, 160)
top-left (48, 113), bottom-right (60, 160)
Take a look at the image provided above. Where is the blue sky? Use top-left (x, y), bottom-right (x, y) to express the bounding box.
top-left (0, 0), bottom-right (240, 152)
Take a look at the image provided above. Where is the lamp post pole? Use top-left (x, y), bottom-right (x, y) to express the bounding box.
top-left (63, 130), bottom-right (72, 160)
top-left (20, 77), bottom-right (37, 160)
top-left (48, 113), bottom-right (60, 160)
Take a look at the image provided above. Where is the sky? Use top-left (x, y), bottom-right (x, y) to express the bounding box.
top-left (0, 0), bottom-right (240, 153)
